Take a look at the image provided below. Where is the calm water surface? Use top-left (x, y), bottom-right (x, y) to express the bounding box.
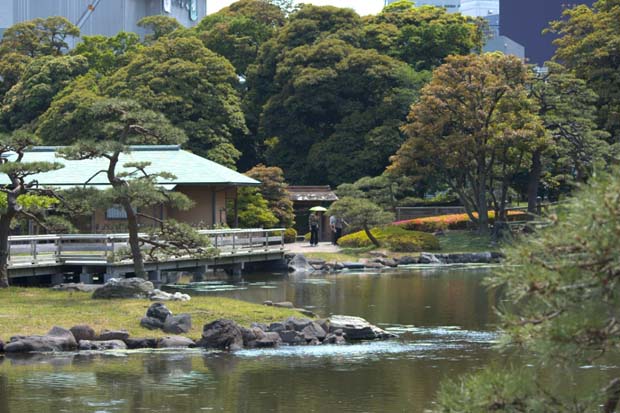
top-left (0, 266), bottom-right (502, 413)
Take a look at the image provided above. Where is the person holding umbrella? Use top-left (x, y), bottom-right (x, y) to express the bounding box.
top-left (308, 206), bottom-right (326, 246)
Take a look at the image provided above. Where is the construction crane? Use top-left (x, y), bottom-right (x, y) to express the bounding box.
top-left (75, 0), bottom-right (102, 30)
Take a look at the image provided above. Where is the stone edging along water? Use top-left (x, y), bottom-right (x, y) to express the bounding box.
top-left (288, 251), bottom-right (504, 273)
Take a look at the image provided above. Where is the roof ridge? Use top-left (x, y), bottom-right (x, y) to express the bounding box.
top-left (26, 145), bottom-right (182, 152)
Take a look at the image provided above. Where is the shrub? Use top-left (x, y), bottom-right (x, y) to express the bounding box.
top-left (395, 211), bottom-right (528, 232)
top-left (338, 226), bottom-right (439, 251)
top-left (283, 228), bottom-right (297, 243)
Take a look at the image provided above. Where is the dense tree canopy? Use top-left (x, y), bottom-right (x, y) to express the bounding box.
top-left (103, 36), bottom-right (247, 168)
top-left (71, 32), bottom-right (142, 75)
top-left (550, 0), bottom-right (620, 141)
top-left (0, 55), bottom-right (89, 131)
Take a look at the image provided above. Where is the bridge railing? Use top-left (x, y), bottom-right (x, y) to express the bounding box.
top-left (7, 228), bottom-right (285, 267)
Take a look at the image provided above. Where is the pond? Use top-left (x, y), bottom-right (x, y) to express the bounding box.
top-left (0, 266), bottom-right (499, 413)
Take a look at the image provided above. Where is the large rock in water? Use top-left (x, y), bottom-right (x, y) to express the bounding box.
top-left (288, 254), bottom-right (314, 273)
top-left (92, 277), bottom-right (154, 299)
top-left (4, 326), bottom-right (78, 353)
top-left (157, 336), bottom-right (196, 348)
top-left (328, 315), bottom-right (395, 341)
top-left (198, 319), bottom-right (244, 350)
top-left (78, 340), bottom-right (127, 351)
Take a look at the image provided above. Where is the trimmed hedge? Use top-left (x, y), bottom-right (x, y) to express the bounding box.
top-left (338, 226), bottom-right (440, 251)
top-left (394, 211), bottom-right (528, 232)
top-left (283, 228), bottom-right (297, 244)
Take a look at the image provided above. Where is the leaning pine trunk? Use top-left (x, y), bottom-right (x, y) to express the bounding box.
top-left (0, 211), bottom-right (15, 288)
top-left (122, 200), bottom-right (147, 279)
top-left (363, 223), bottom-right (381, 248)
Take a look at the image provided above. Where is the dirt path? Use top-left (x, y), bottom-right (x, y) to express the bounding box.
top-left (286, 241), bottom-right (342, 254)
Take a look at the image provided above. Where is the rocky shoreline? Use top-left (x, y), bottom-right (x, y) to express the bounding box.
top-left (0, 313), bottom-right (395, 355)
top-left (288, 251), bottom-right (504, 273)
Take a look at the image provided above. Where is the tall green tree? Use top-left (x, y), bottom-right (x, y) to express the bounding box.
top-left (137, 15), bottom-right (183, 44)
top-left (0, 55), bottom-right (89, 131)
top-left (526, 62), bottom-right (610, 213)
top-left (233, 187), bottom-right (279, 228)
top-left (244, 164), bottom-right (294, 227)
top-left (0, 131), bottom-right (63, 288)
top-left (104, 36), bottom-right (247, 168)
top-left (390, 53), bottom-right (547, 234)
top-left (41, 97), bottom-right (208, 278)
top-left (363, 0), bottom-right (482, 71)
top-left (72, 32), bottom-right (142, 75)
top-left (195, 0), bottom-right (285, 77)
top-left (435, 171), bottom-right (620, 412)
top-left (550, 0), bottom-right (620, 141)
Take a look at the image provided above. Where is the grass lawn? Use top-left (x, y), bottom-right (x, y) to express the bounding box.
top-left (0, 288), bottom-right (305, 340)
top-left (438, 230), bottom-right (501, 253)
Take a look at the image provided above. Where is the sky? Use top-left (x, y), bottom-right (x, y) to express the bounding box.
top-left (207, 0), bottom-right (386, 16)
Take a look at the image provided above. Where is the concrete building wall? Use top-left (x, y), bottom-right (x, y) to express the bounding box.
top-left (2, 0), bottom-right (206, 41)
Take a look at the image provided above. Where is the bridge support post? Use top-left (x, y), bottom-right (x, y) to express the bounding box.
top-left (191, 265), bottom-right (208, 282)
top-left (225, 263), bottom-right (243, 278)
top-left (80, 271), bottom-right (93, 284)
top-left (148, 270), bottom-right (162, 287)
top-left (50, 273), bottom-right (64, 286)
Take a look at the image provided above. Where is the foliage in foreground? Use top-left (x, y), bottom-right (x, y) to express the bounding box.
top-left (338, 226), bottom-right (439, 252)
top-left (434, 171), bottom-right (620, 412)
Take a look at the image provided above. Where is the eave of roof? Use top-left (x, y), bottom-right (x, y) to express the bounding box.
top-left (0, 145), bottom-right (260, 187)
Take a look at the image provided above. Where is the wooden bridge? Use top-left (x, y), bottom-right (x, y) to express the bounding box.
top-left (7, 228), bottom-right (287, 285)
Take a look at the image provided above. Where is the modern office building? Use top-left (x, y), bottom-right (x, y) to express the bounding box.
top-left (500, 0), bottom-right (595, 64)
top-left (0, 0), bottom-right (207, 40)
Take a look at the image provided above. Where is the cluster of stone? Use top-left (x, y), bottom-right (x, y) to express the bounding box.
top-left (196, 315), bottom-right (396, 351)
top-left (0, 325), bottom-right (195, 353)
top-left (0, 315), bottom-right (394, 354)
top-left (91, 278), bottom-right (190, 301)
top-left (140, 302), bottom-right (192, 334)
top-left (288, 251), bottom-right (504, 273)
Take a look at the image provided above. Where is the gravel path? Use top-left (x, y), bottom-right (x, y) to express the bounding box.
top-left (286, 241), bottom-right (342, 254)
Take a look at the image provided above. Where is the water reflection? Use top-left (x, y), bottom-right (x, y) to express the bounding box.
top-left (0, 267), bottom-right (500, 413)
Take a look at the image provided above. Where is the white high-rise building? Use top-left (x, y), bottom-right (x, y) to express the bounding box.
top-left (459, 0), bottom-right (499, 17)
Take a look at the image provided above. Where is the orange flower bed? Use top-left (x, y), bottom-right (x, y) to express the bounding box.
top-left (394, 210), bottom-right (527, 232)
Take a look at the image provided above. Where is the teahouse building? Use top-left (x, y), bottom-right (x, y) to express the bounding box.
top-left (0, 145), bottom-right (259, 233)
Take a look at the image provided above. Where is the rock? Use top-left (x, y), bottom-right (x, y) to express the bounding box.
top-left (268, 322), bottom-right (285, 333)
top-left (163, 314), bottom-right (192, 334)
top-left (272, 301), bottom-right (295, 309)
top-left (146, 302), bottom-right (172, 322)
top-left (316, 319), bottom-right (330, 335)
top-left (70, 325), bottom-right (96, 342)
top-left (397, 256), bottom-right (418, 265)
top-left (284, 317), bottom-right (313, 332)
top-left (419, 253), bottom-right (442, 264)
top-left (241, 327), bottom-right (266, 348)
top-left (256, 332), bottom-right (282, 348)
top-left (140, 316), bottom-right (164, 330)
top-left (323, 333), bottom-right (346, 345)
top-left (149, 289), bottom-right (191, 302)
top-left (98, 329), bottom-right (130, 341)
top-left (157, 336), bottom-right (196, 348)
top-left (278, 330), bottom-right (306, 345)
top-left (125, 338), bottom-right (158, 349)
top-left (342, 262), bottom-right (365, 270)
top-left (307, 337), bottom-right (321, 345)
top-left (288, 254), bottom-right (314, 273)
top-left (78, 340), bottom-right (127, 351)
top-left (199, 319), bottom-right (244, 351)
top-left (92, 277), bottom-right (154, 299)
top-left (328, 315), bottom-right (395, 341)
top-left (51, 283), bottom-right (101, 293)
top-left (263, 300), bottom-right (273, 306)
top-left (363, 262), bottom-right (384, 269)
top-left (333, 262), bottom-right (345, 270)
top-left (250, 322), bottom-right (268, 331)
top-left (302, 322), bottom-right (327, 341)
top-left (378, 258), bottom-right (398, 267)
top-left (5, 326), bottom-right (77, 353)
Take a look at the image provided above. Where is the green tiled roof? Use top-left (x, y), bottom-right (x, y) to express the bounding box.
top-left (0, 146), bottom-right (260, 188)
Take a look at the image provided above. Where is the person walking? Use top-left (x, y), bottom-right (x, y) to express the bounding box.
top-left (330, 214), bottom-right (346, 245)
top-left (309, 211), bottom-right (319, 246)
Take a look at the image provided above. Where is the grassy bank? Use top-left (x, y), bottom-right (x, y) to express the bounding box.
top-left (0, 288), bottom-right (305, 340)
